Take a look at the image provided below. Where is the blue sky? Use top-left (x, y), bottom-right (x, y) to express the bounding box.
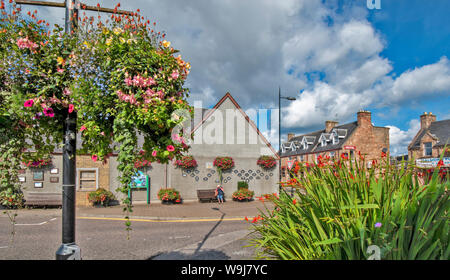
top-left (367, 0), bottom-right (450, 127)
top-left (18, 0), bottom-right (450, 155)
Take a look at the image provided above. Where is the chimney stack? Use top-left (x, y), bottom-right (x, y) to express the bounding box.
top-left (287, 133), bottom-right (295, 141)
top-left (420, 112), bottom-right (436, 130)
top-left (357, 110), bottom-right (372, 127)
top-left (325, 121), bottom-right (339, 133)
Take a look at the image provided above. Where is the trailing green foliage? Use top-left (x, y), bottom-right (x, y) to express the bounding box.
top-left (237, 181), bottom-right (249, 190)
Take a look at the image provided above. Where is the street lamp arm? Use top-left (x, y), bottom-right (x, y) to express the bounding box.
top-left (280, 96), bottom-right (297, 101)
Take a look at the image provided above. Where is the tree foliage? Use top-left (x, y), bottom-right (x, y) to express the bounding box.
top-left (0, 2), bottom-right (193, 232)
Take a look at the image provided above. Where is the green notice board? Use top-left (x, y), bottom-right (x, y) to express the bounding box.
top-left (129, 171), bottom-right (150, 205)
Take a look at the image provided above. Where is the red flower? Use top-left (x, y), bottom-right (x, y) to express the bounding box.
top-left (68, 104), bottom-right (75, 114)
top-left (167, 145), bottom-right (175, 152)
top-left (24, 99), bottom-right (34, 107)
top-left (43, 107), bottom-right (55, 118)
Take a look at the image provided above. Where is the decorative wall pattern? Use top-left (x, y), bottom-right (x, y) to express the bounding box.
top-left (181, 167), bottom-right (275, 184)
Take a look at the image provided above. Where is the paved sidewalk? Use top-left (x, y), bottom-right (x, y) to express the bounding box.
top-left (76, 200), bottom-right (272, 220)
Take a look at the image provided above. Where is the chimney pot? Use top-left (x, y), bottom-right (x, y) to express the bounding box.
top-left (325, 120), bottom-right (339, 133)
top-left (357, 110), bottom-right (372, 127)
top-left (420, 112), bottom-right (436, 130)
top-left (287, 133), bottom-right (295, 141)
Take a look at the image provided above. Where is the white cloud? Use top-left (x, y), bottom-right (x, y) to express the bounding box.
top-left (386, 119), bottom-right (420, 156)
top-left (389, 56), bottom-right (450, 104)
top-left (27, 0), bottom-right (450, 154)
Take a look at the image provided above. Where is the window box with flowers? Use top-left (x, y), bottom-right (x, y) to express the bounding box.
top-left (22, 158), bottom-right (52, 168)
top-left (257, 155), bottom-right (277, 170)
top-left (134, 159), bottom-right (152, 169)
top-left (174, 155), bottom-right (198, 169)
top-left (88, 188), bottom-right (116, 207)
top-left (134, 150), bottom-right (152, 169)
top-left (158, 188), bottom-right (182, 204)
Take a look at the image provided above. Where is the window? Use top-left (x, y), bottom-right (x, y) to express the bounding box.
top-left (333, 133), bottom-right (339, 145)
top-left (77, 168), bottom-right (98, 191)
top-left (424, 142), bottom-right (432, 156)
top-left (330, 151), bottom-right (335, 158)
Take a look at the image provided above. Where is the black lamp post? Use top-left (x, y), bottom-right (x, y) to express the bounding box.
top-left (278, 87), bottom-right (296, 192)
top-left (15, 0), bottom-right (133, 260)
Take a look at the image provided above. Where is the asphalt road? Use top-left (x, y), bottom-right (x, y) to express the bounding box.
top-left (0, 208), bottom-right (260, 260)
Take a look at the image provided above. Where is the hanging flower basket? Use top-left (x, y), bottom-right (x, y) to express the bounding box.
top-left (213, 157), bottom-right (234, 171)
top-left (174, 155), bottom-right (198, 169)
top-left (257, 155), bottom-right (277, 169)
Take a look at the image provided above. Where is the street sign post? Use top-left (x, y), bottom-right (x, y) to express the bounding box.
top-left (129, 171), bottom-right (150, 205)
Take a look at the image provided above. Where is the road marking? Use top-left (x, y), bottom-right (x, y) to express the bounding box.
top-left (153, 229), bottom-right (251, 260)
top-left (0, 246), bottom-right (8, 249)
top-left (77, 216), bottom-right (245, 223)
top-left (169, 235), bottom-right (191, 240)
top-left (15, 217), bottom-right (57, 226)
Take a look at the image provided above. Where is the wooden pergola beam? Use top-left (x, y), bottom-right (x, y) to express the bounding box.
top-left (15, 0), bottom-right (134, 15)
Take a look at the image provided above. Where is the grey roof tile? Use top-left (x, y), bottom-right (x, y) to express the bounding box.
top-left (280, 121), bottom-right (358, 157)
top-left (410, 119), bottom-right (450, 148)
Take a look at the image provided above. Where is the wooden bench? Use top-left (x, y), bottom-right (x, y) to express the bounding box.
top-left (24, 192), bottom-right (62, 207)
top-left (197, 189), bottom-right (217, 202)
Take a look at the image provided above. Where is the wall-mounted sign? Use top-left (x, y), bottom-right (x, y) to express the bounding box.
top-left (206, 162), bottom-right (213, 169)
top-left (34, 182), bottom-right (43, 188)
top-left (33, 171), bottom-right (44, 181)
top-left (50, 177), bottom-right (59, 183)
top-left (50, 168), bottom-right (59, 174)
top-left (416, 157), bottom-right (450, 168)
top-left (344, 145), bottom-right (356, 150)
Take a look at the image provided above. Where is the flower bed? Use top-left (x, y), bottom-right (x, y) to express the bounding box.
top-left (257, 156), bottom-right (277, 169)
top-left (174, 155), bottom-right (198, 169)
top-left (232, 188), bottom-right (254, 202)
top-left (157, 188), bottom-right (182, 204)
top-left (88, 188), bottom-right (116, 207)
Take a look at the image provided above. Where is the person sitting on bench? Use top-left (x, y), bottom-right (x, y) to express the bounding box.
top-left (215, 185), bottom-right (225, 204)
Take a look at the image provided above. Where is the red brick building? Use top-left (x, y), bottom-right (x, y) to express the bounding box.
top-left (408, 112), bottom-right (450, 169)
top-left (279, 110), bottom-right (390, 181)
